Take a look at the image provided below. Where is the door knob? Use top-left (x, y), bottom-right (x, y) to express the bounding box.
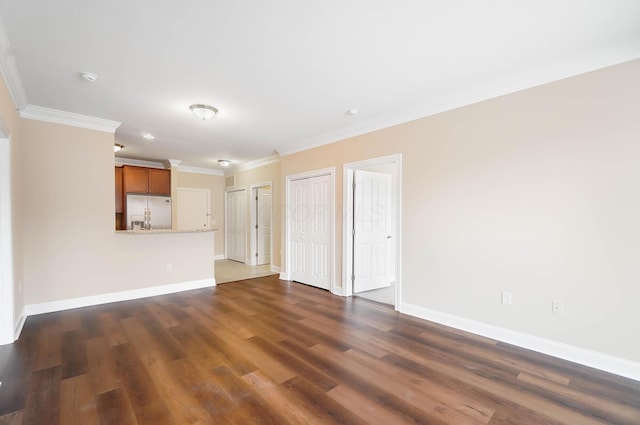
top-left (387, 235), bottom-right (392, 239)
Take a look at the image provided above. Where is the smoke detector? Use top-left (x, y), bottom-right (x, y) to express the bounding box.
top-left (80, 72), bottom-right (98, 82)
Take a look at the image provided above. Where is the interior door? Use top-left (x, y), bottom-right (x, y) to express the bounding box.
top-left (256, 187), bottom-right (271, 265)
top-left (226, 189), bottom-right (246, 263)
top-left (177, 188), bottom-right (210, 230)
top-left (291, 175), bottom-right (330, 290)
top-left (353, 170), bottom-right (393, 293)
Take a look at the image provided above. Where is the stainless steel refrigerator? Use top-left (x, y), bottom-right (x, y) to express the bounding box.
top-left (126, 194), bottom-right (172, 230)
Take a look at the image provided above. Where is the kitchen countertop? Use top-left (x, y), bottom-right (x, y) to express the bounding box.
top-left (116, 228), bottom-right (218, 234)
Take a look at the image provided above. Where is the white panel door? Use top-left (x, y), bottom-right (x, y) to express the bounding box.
top-left (353, 170), bottom-right (392, 293)
top-left (291, 175), bottom-right (330, 290)
top-left (177, 188), bottom-right (210, 230)
top-left (226, 189), bottom-right (246, 263)
top-left (256, 187), bottom-right (271, 265)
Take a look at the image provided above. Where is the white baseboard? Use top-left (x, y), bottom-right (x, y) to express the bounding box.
top-left (214, 254), bottom-right (225, 261)
top-left (279, 272), bottom-right (289, 280)
top-left (25, 278), bottom-right (216, 317)
top-left (400, 302), bottom-right (640, 382)
top-left (271, 265), bottom-right (281, 273)
top-left (14, 307), bottom-right (26, 341)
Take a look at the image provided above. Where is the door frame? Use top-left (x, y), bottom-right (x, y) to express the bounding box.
top-left (0, 136), bottom-right (15, 345)
top-left (343, 154), bottom-right (402, 309)
top-left (249, 181), bottom-right (272, 266)
top-left (224, 187), bottom-right (248, 263)
top-left (284, 167), bottom-right (336, 294)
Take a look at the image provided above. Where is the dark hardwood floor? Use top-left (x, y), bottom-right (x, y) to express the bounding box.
top-left (0, 275), bottom-right (638, 424)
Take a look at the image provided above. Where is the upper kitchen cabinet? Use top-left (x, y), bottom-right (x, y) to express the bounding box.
top-left (148, 168), bottom-right (171, 195)
top-left (123, 165), bottom-right (171, 195)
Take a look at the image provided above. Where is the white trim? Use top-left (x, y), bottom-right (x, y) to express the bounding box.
top-left (25, 278), bottom-right (216, 316)
top-left (21, 105), bottom-right (121, 133)
top-left (214, 254), bottom-right (226, 261)
top-left (284, 167), bottom-right (336, 294)
top-left (178, 165), bottom-right (224, 176)
top-left (249, 182), bottom-right (273, 266)
top-left (115, 157), bottom-right (167, 169)
top-left (234, 154), bottom-right (281, 173)
top-left (343, 154), bottom-right (403, 311)
top-left (400, 302), bottom-right (640, 382)
top-left (0, 15), bottom-right (28, 110)
top-left (14, 307), bottom-right (26, 341)
top-left (0, 138), bottom-right (15, 345)
top-left (271, 265), bottom-right (281, 273)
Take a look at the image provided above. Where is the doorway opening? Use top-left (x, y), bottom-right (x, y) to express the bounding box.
top-left (343, 154), bottom-right (402, 309)
top-left (0, 136), bottom-right (15, 345)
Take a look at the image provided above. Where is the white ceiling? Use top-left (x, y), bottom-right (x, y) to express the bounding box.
top-left (1, 1), bottom-right (639, 171)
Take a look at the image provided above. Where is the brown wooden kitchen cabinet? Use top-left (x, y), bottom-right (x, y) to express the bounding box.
top-left (122, 165), bottom-right (171, 195)
top-left (115, 167), bottom-right (124, 212)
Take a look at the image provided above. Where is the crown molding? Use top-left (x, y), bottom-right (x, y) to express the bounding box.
top-left (114, 157), bottom-right (167, 169)
top-left (279, 46), bottom-right (640, 157)
top-left (20, 105), bottom-right (121, 133)
top-left (0, 14), bottom-right (28, 110)
top-left (234, 153), bottom-right (281, 173)
top-left (177, 165), bottom-right (224, 176)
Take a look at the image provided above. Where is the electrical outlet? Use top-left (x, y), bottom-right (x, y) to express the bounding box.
top-left (552, 300), bottom-right (564, 315)
top-left (501, 291), bottom-right (512, 305)
top-left (166, 263), bottom-right (173, 273)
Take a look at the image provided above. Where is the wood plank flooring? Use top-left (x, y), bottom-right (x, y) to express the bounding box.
top-left (1, 275), bottom-right (638, 424)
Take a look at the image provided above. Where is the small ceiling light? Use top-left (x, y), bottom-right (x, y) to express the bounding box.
top-left (190, 104), bottom-right (218, 120)
top-left (114, 144), bottom-right (124, 152)
top-left (142, 132), bottom-right (155, 140)
top-left (346, 108), bottom-right (359, 116)
top-left (218, 159), bottom-right (231, 167)
top-left (80, 72), bottom-right (98, 83)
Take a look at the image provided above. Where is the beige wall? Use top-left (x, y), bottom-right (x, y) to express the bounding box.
top-left (1, 71), bottom-right (219, 320)
top-left (230, 161), bottom-right (281, 268)
top-left (281, 59), bottom-right (640, 363)
top-left (14, 117), bottom-right (214, 306)
top-left (176, 171), bottom-right (225, 257)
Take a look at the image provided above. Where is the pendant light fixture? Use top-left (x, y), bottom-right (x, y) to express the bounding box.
top-left (190, 104), bottom-right (218, 120)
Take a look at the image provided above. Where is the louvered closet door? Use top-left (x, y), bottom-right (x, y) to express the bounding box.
top-left (290, 175), bottom-right (330, 290)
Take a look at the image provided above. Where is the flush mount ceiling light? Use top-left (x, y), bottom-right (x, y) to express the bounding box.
top-left (114, 144), bottom-right (124, 152)
top-left (80, 72), bottom-right (98, 82)
top-left (218, 159), bottom-right (231, 167)
top-left (142, 132), bottom-right (155, 140)
top-left (190, 104), bottom-right (218, 120)
top-left (346, 108), bottom-right (359, 116)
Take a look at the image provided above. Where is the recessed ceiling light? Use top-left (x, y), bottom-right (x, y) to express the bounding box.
top-left (218, 159), bottom-right (231, 167)
top-left (346, 108), bottom-right (359, 116)
top-left (114, 144), bottom-right (124, 152)
top-left (142, 132), bottom-right (155, 140)
top-left (190, 104), bottom-right (218, 120)
top-left (80, 72), bottom-right (98, 83)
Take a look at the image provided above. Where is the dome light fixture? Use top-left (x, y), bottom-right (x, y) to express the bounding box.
top-left (218, 159), bottom-right (231, 167)
top-left (190, 104), bottom-right (218, 120)
top-left (114, 144), bottom-right (124, 152)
